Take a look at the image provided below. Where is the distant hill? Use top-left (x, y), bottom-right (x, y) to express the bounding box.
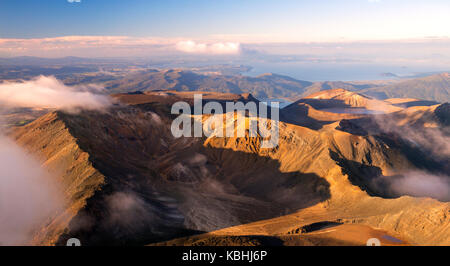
top-left (293, 89), bottom-right (403, 112)
top-left (104, 69), bottom-right (450, 103)
top-left (361, 73), bottom-right (450, 102)
top-left (300, 81), bottom-right (378, 97)
top-left (1, 58), bottom-right (448, 102)
top-left (104, 69), bottom-right (314, 99)
top-left (103, 69), bottom-right (377, 100)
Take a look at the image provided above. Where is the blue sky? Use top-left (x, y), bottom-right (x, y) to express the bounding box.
top-left (1, 0), bottom-right (449, 40)
top-left (0, 0), bottom-right (449, 60)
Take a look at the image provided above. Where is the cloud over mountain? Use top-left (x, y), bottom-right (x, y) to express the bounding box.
top-left (0, 76), bottom-right (111, 111)
top-left (0, 136), bottom-right (62, 245)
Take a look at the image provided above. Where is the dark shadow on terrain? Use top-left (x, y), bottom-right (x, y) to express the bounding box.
top-left (392, 100), bottom-right (439, 108)
top-left (336, 114), bottom-right (450, 175)
top-left (376, 134), bottom-right (449, 174)
top-left (280, 98), bottom-right (373, 130)
top-left (296, 98), bottom-right (354, 109)
top-left (435, 103), bottom-right (450, 126)
top-left (205, 146), bottom-right (331, 211)
top-left (329, 150), bottom-right (392, 198)
top-left (329, 148), bottom-right (449, 200)
top-left (54, 108), bottom-right (330, 246)
top-left (336, 119), bottom-right (369, 136)
top-left (280, 103), bottom-right (336, 130)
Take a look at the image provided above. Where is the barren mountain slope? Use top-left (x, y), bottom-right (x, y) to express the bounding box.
top-left (10, 103), bottom-right (329, 245)
top-left (9, 90), bottom-right (450, 246)
top-left (290, 89), bottom-right (403, 112)
top-left (191, 117), bottom-right (449, 245)
top-left (11, 113), bottom-right (106, 245)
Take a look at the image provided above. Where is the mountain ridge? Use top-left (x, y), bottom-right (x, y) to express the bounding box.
top-left (8, 90), bottom-right (450, 245)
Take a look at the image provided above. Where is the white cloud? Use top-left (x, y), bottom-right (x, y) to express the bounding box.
top-left (176, 40), bottom-right (241, 55)
top-left (389, 171), bottom-right (450, 201)
top-left (67, 0), bottom-right (81, 3)
top-left (0, 76), bottom-right (111, 111)
top-left (0, 36), bottom-right (241, 57)
top-left (1, 35), bottom-right (448, 61)
top-left (0, 136), bottom-right (62, 245)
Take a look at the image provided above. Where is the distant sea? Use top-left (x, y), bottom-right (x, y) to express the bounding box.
top-left (244, 62), bottom-right (449, 82)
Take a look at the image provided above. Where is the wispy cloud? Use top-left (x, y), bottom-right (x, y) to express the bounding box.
top-left (0, 36), bottom-right (242, 57)
top-left (0, 136), bottom-right (63, 245)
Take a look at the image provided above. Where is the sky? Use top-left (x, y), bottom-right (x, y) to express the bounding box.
top-left (0, 0), bottom-right (449, 58)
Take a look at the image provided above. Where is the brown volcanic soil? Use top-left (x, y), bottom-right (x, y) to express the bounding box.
top-left (11, 112), bottom-right (106, 245)
top-left (288, 89), bottom-right (403, 113)
top-left (11, 106), bottom-right (331, 245)
top-left (9, 89), bottom-right (450, 246)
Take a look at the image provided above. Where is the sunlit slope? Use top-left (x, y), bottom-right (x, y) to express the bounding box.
top-left (11, 112), bottom-right (106, 245)
top-left (10, 90), bottom-right (449, 246)
top-left (197, 117), bottom-right (449, 245)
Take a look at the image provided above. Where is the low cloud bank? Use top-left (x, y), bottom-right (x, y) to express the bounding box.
top-left (0, 136), bottom-right (62, 245)
top-left (0, 76), bottom-right (111, 111)
top-left (0, 75), bottom-right (111, 245)
top-left (374, 111), bottom-right (450, 160)
top-left (373, 113), bottom-right (450, 201)
top-left (389, 171), bottom-right (450, 201)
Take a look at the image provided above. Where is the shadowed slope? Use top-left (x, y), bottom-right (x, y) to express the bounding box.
top-left (9, 89), bottom-right (450, 246)
top-left (10, 104), bottom-right (330, 245)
